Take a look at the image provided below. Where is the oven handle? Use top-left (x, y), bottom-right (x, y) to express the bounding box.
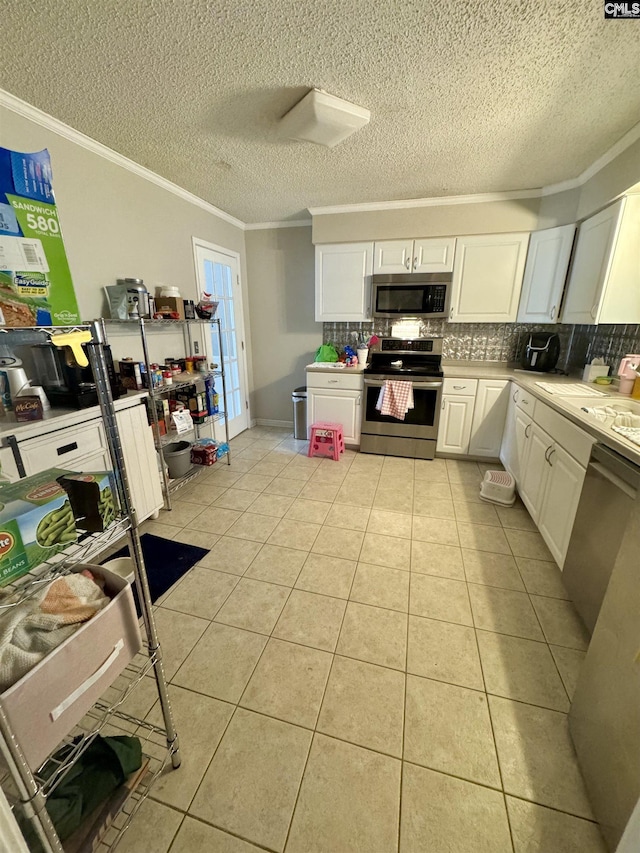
top-left (364, 379), bottom-right (443, 390)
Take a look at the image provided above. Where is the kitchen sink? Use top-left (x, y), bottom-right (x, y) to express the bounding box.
top-left (559, 395), bottom-right (640, 419)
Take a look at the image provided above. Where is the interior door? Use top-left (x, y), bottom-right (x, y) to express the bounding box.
top-left (193, 239), bottom-right (249, 438)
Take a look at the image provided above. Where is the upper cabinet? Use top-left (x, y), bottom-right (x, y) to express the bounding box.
top-left (517, 224), bottom-right (576, 323)
top-left (373, 238), bottom-right (456, 273)
top-left (561, 196), bottom-right (640, 325)
top-left (449, 233), bottom-right (530, 323)
top-left (315, 242), bottom-right (374, 322)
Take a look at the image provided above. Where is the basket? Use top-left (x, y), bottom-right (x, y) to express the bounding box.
top-left (479, 469), bottom-right (516, 506)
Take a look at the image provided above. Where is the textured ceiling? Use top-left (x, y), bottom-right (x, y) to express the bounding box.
top-left (2, 0), bottom-right (640, 223)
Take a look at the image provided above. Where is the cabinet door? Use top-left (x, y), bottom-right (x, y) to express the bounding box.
top-left (538, 444), bottom-right (586, 568)
top-left (307, 388), bottom-right (362, 445)
top-left (517, 224), bottom-right (576, 323)
top-left (315, 243), bottom-right (373, 321)
top-left (512, 406), bottom-right (533, 486)
top-left (561, 200), bottom-right (623, 325)
top-left (436, 395), bottom-right (475, 455)
top-left (117, 403), bottom-right (163, 521)
top-left (519, 422), bottom-right (552, 521)
top-left (413, 238), bottom-right (456, 272)
top-left (469, 380), bottom-right (509, 458)
top-left (373, 240), bottom-right (414, 273)
top-left (499, 388), bottom-right (518, 477)
top-left (450, 233), bottom-right (529, 323)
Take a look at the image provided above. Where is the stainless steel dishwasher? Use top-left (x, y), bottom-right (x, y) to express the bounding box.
top-left (563, 442), bottom-right (640, 634)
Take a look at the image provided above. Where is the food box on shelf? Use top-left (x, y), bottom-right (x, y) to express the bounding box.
top-left (174, 381), bottom-right (208, 424)
top-left (58, 471), bottom-right (116, 533)
top-left (0, 147), bottom-right (81, 327)
top-left (154, 295), bottom-right (185, 320)
top-left (0, 564), bottom-right (142, 771)
top-left (191, 443), bottom-right (218, 466)
top-left (118, 359), bottom-right (144, 391)
top-left (0, 468), bottom-right (79, 587)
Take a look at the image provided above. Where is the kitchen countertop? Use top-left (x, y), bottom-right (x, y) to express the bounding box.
top-left (443, 362), bottom-right (640, 467)
top-left (0, 391), bottom-right (148, 443)
top-left (305, 363), bottom-right (365, 374)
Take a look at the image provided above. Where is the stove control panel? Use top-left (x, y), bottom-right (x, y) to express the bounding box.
top-left (380, 338), bottom-right (440, 353)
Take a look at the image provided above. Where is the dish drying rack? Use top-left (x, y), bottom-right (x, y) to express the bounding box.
top-left (0, 320), bottom-right (180, 852)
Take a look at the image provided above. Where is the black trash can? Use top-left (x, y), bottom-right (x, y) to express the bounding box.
top-left (292, 386), bottom-right (307, 440)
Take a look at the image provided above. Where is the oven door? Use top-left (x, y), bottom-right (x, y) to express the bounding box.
top-left (362, 377), bottom-right (442, 439)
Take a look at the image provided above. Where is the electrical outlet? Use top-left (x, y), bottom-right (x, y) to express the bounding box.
top-left (194, 341), bottom-right (199, 354)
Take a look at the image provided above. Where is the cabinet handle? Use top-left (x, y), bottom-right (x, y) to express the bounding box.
top-left (328, 379), bottom-right (339, 384)
top-left (57, 441), bottom-right (79, 456)
top-left (524, 423), bottom-right (531, 438)
top-left (521, 399), bottom-right (528, 406)
top-left (544, 445), bottom-right (555, 465)
top-left (513, 389), bottom-right (519, 402)
top-left (453, 385), bottom-right (466, 390)
top-left (449, 307), bottom-right (454, 320)
top-left (413, 256), bottom-right (418, 270)
top-left (550, 305), bottom-right (556, 320)
top-left (442, 401), bottom-right (445, 410)
top-left (590, 304), bottom-right (598, 320)
top-left (405, 257), bottom-right (411, 270)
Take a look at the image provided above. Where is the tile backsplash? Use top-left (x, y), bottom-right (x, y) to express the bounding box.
top-left (323, 321), bottom-right (640, 375)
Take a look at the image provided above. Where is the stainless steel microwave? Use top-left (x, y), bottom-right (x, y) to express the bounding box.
top-left (371, 273), bottom-right (452, 318)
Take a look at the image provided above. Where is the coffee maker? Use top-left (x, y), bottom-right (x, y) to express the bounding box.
top-left (31, 343), bottom-right (122, 408)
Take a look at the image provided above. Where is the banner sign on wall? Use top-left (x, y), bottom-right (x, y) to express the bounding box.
top-left (0, 148), bottom-right (80, 327)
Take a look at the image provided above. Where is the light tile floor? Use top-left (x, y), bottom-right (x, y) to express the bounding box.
top-left (117, 427), bottom-right (606, 853)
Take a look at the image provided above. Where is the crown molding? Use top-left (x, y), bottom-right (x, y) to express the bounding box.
top-left (308, 188), bottom-right (543, 216)
top-left (245, 219), bottom-right (311, 230)
top-left (0, 89), bottom-right (246, 231)
top-left (541, 118), bottom-right (640, 196)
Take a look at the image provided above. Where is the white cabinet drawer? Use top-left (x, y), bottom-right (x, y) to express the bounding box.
top-left (534, 400), bottom-right (594, 467)
top-left (513, 386), bottom-right (537, 417)
top-left (20, 420), bottom-right (107, 475)
top-left (306, 371), bottom-right (364, 391)
top-left (443, 378), bottom-right (478, 396)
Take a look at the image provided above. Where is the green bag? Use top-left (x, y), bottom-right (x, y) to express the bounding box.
top-left (315, 343), bottom-right (339, 363)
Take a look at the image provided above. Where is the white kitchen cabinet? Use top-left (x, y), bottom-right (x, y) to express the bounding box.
top-left (519, 421), bottom-right (552, 521)
top-left (315, 242), bottom-right (373, 321)
top-left (469, 379), bottom-right (509, 457)
top-left (450, 232), bottom-right (529, 322)
top-left (500, 385), bottom-right (536, 480)
top-left (436, 395), bottom-right (476, 455)
top-left (373, 238), bottom-right (456, 273)
top-left (561, 195), bottom-right (640, 325)
top-left (306, 370), bottom-right (363, 446)
top-left (517, 224), bottom-right (576, 323)
top-left (538, 443), bottom-right (586, 567)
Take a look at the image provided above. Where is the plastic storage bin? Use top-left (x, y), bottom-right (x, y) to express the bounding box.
top-left (292, 387), bottom-right (307, 440)
top-left (0, 565), bottom-right (141, 770)
top-left (162, 440), bottom-right (192, 479)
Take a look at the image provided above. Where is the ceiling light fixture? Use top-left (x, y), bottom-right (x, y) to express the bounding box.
top-left (279, 88), bottom-right (370, 148)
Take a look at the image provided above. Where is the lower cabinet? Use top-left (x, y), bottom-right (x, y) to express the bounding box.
top-left (436, 394), bottom-right (476, 455)
top-left (469, 380), bottom-right (509, 457)
top-left (3, 399), bottom-right (163, 522)
top-left (306, 371), bottom-right (364, 446)
top-left (514, 400), bottom-right (591, 568)
top-left (437, 378), bottom-right (507, 458)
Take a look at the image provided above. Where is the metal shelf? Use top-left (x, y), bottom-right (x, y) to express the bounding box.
top-left (0, 321), bottom-right (181, 853)
top-left (156, 413), bottom-right (225, 447)
top-left (104, 318), bottom-right (217, 327)
top-left (148, 371), bottom-right (218, 397)
top-left (166, 448), bottom-right (229, 495)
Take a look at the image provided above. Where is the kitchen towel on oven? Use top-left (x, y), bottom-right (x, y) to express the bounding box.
top-left (376, 380), bottom-right (414, 420)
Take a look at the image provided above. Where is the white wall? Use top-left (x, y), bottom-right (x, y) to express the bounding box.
top-left (0, 104), bottom-right (253, 382)
top-left (245, 226), bottom-right (320, 424)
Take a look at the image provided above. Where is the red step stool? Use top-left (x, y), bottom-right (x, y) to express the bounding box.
top-left (308, 422), bottom-right (345, 461)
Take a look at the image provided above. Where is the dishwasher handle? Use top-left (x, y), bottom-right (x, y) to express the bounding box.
top-left (589, 462), bottom-right (638, 501)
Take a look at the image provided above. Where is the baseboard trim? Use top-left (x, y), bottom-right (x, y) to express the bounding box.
top-left (255, 419), bottom-right (294, 428)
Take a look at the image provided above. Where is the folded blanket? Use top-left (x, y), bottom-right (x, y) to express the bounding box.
top-left (0, 572), bottom-right (109, 691)
top-left (376, 380), bottom-right (414, 420)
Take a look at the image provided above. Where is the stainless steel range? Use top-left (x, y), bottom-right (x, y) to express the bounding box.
top-left (360, 338), bottom-right (443, 459)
